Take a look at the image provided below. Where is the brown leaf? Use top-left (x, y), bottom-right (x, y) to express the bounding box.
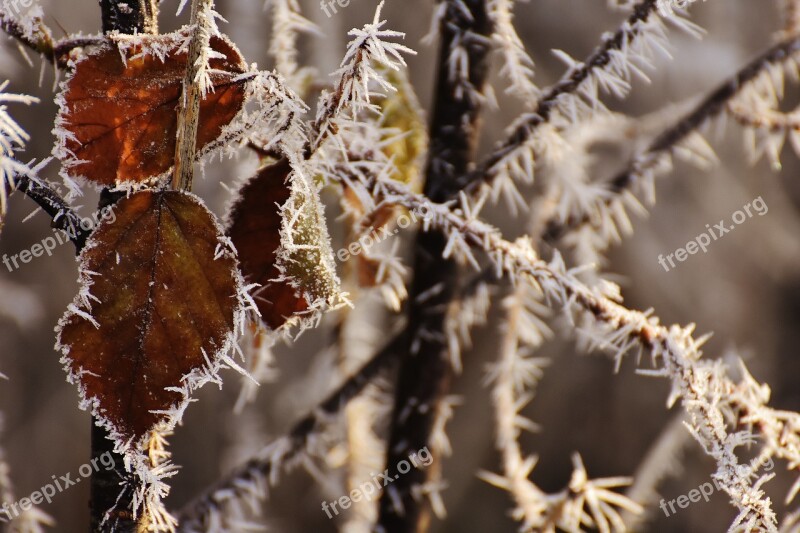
top-left (57, 190), bottom-right (241, 442)
top-left (55, 31), bottom-right (247, 186)
top-left (227, 158), bottom-right (308, 329)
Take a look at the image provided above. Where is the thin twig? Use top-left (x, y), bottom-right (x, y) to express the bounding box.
top-left (172, 0), bottom-right (214, 191)
top-left (541, 33), bottom-right (800, 243)
top-left (0, 10), bottom-right (101, 68)
top-left (458, 0), bottom-right (661, 196)
top-left (12, 175), bottom-right (91, 252)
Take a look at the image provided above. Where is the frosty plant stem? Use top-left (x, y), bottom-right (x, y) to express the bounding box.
top-left (172, 0), bottom-right (215, 192)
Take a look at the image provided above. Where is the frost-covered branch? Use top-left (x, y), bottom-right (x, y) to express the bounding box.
top-left (542, 33), bottom-right (800, 247)
top-left (459, 0), bottom-right (696, 198)
top-left (350, 175), bottom-right (785, 531)
top-left (172, 0), bottom-right (219, 191)
top-left (487, 0), bottom-right (538, 102)
top-left (308, 1), bottom-right (414, 156)
top-left (0, 82), bottom-right (89, 250)
top-left (0, 8), bottom-right (103, 67)
top-left (377, 1), bottom-right (493, 530)
top-left (267, 0), bottom-right (316, 90)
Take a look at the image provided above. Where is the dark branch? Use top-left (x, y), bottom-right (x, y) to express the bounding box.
top-left (12, 176), bottom-right (91, 252)
top-left (91, 2), bottom-right (157, 531)
top-left (99, 0), bottom-right (159, 35)
top-left (542, 33), bottom-right (800, 243)
top-left (377, 1), bottom-right (493, 532)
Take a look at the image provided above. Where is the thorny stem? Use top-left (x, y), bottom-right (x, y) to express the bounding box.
top-left (358, 176), bottom-right (779, 528)
top-left (376, 1), bottom-right (492, 531)
top-left (172, 0), bottom-right (213, 191)
top-left (458, 0), bottom-right (661, 195)
top-left (542, 33), bottom-right (800, 243)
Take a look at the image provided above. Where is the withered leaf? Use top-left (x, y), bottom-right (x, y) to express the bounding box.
top-left (57, 190), bottom-right (241, 442)
top-left (227, 158), bottom-right (308, 330)
top-left (56, 31), bottom-right (247, 186)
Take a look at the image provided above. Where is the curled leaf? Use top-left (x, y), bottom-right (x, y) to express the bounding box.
top-left (277, 160), bottom-right (345, 320)
top-left (56, 190), bottom-right (243, 443)
top-left (54, 31), bottom-right (247, 187)
top-left (227, 158), bottom-right (308, 330)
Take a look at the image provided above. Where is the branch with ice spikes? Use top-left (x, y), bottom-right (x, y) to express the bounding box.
top-left (348, 175), bottom-right (798, 531)
top-left (307, 0), bottom-right (414, 157)
top-left (0, 84), bottom-right (90, 251)
top-left (457, 0), bottom-right (703, 200)
top-left (175, 331), bottom-right (407, 530)
top-left (541, 33), bottom-right (800, 247)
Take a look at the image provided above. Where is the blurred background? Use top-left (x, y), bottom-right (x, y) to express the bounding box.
top-left (1, 0), bottom-right (799, 531)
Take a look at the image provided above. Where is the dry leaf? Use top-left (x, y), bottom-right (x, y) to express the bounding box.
top-left (57, 190), bottom-right (242, 442)
top-left (55, 31), bottom-right (247, 186)
top-left (227, 158), bottom-right (308, 329)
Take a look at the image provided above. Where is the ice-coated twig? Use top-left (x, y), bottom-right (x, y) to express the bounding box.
top-left (308, 0), bottom-right (415, 156)
top-left (487, 0), bottom-right (539, 102)
top-left (266, 0), bottom-right (317, 90)
top-left (348, 175), bottom-right (785, 531)
top-left (542, 33), bottom-right (800, 247)
top-left (459, 0), bottom-right (690, 198)
top-left (0, 7), bottom-right (104, 68)
top-left (0, 82), bottom-right (90, 250)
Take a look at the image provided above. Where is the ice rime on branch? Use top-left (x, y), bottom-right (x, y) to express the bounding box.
top-left (348, 175), bottom-right (787, 531)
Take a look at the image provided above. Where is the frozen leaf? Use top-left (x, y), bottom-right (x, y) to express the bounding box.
top-left (277, 162), bottom-right (344, 319)
top-left (57, 190), bottom-right (242, 443)
top-left (227, 158), bottom-right (308, 329)
top-left (55, 31), bottom-right (247, 187)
